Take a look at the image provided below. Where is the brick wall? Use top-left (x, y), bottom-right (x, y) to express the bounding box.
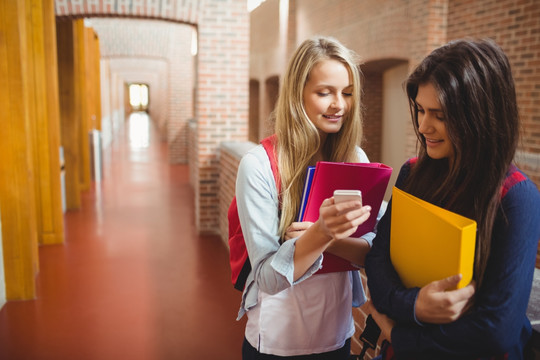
top-left (218, 148), bottom-right (239, 247)
top-left (195, 0), bottom-right (250, 234)
top-left (188, 119), bottom-right (197, 188)
top-left (250, 0), bottom-right (284, 141)
top-left (362, 71), bottom-right (383, 162)
top-left (167, 25), bottom-right (194, 163)
top-left (249, 80), bottom-right (260, 143)
top-left (218, 142), bottom-right (257, 246)
top-left (446, 0), bottom-right (540, 184)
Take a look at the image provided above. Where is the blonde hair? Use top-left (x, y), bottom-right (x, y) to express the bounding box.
top-left (274, 36), bottom-right (364, 238)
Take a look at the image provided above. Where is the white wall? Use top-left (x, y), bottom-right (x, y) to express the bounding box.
top-left (381, 63), bottom-right (410, 201)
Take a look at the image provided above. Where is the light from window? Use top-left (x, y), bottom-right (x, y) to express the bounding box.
top-left (191, 28), bottom-right (198, 56)
top-left (247, 0), bottom-right (266, 12)
top-left (129, 83), bottom-right (149, 110)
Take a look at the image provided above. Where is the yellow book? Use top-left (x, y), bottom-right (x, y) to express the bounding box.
top-left (390, 187), bottom-right (477, 289)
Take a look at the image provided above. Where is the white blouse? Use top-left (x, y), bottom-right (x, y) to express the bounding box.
top-left (236, 144), bottom-right (373, 356)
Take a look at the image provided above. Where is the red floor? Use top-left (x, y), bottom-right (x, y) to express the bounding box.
top-left (0, 113), bottom-right (246, 360)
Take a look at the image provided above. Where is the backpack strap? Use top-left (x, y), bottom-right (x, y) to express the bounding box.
top-left (229, 135), bottom-right (281, 292)
top-left (407, 157), bottom-right (418, 166)
top-left (501, 164), bottom-right (526, 198)
top-left (261, 134), bottom-right (281, 193)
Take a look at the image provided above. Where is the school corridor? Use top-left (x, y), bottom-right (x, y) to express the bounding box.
top-left (0, 112), bottom-right (246, 360)
top-left (1, 1), bottom-right (539, 359)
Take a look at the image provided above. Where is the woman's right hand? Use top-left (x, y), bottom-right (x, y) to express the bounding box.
top-left (317, 196), bottom-right (371, 240)
top-left (291, 197), bottom-right (370, 281)
top-left (415, 274), bottom-right (476, 324)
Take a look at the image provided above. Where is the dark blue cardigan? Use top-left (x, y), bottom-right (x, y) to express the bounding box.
top-left (365, 160), bottom-right (540, 359)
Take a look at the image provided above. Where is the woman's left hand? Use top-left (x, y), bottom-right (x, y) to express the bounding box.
top-left (284, 221), bottom-right (314, 240)
top-left (415, 274), bottom-right (476, 324)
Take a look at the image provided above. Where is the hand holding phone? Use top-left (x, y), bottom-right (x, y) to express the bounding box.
top-left (333, 189), bottom-right (362, 206)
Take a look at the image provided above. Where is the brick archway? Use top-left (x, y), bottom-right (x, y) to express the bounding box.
top-left (55, 0), bottom-right (202, 24)
top-left (55, 0), bottom-right (250, 234)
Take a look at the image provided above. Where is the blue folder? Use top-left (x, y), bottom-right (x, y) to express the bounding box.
top-left (297, 166), bottom-right (315, 221)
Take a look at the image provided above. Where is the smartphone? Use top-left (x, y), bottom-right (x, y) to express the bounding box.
top-left (333, 189), bottom-right (362, 206)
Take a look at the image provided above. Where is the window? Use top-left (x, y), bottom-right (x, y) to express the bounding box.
top-left (129, 83), bottom-right (149, 111)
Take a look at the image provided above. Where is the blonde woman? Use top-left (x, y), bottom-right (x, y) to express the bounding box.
top-left (235, 36), bottom-right (374, 359)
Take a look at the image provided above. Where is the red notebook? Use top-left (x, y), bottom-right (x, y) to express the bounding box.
top-left (301, 162), bottom-right (393, 273)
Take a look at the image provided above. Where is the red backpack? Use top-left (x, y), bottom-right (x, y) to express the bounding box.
top-left (228, 135), bottom-right (280, 291)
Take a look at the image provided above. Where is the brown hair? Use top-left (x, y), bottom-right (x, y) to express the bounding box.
top-left (404, 38), bottom-right (519, 288)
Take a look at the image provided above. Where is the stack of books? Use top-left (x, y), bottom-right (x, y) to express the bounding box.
top-left (298, 161), bottom-right (393, 273)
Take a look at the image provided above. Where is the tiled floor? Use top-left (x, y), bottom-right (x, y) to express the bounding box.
top-left (0, 112), bottom-right (246, 360)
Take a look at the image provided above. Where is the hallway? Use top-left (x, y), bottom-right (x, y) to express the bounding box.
top-left (0, 113), bottom-right (246, 360)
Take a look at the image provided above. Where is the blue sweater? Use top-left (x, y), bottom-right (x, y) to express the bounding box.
top-left (365, 161), bottom-right (540, 359)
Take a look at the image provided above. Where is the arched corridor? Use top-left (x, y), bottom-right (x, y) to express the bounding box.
top-left (0, 113), bottom-right (246, 360)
